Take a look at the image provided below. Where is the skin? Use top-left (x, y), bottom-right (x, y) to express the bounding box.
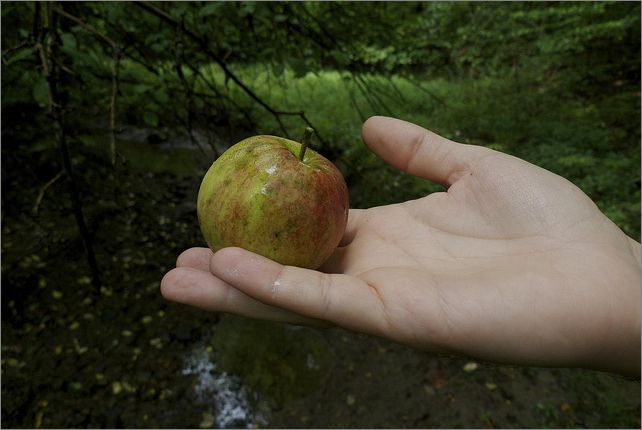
top-left (164, 116), bottom-right (641, 377)
top-left (197, 134), bottom-right (349, 269)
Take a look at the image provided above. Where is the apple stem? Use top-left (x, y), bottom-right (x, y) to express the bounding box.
top-left (299, 127), bottom-right (314, 161)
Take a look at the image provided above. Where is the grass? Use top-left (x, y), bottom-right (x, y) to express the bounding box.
top-left (93, 59), bottom-right (639, 237)
top-left (190, 64), bottom-right (640, 238)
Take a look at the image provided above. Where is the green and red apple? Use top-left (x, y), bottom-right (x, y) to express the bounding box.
top-left (197, 128), bottom-right (349, 269)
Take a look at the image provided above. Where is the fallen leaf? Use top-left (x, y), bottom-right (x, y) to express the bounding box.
top-left (6, 358), bottom-right (26, 368)
top-left (433, 375), bottom-right (449, 390)
top-left (35, 410), bottom-right (44, 428)
top-left (560, 402), bottom-right (572, 413)
top-left (485, 382), bottom-right (498, 390)
top-left (199, 412), bottom-right (214, 428)
top-left (463, 361), bottom-right (478, 372)
top-left (424, 384), bottom-right (436, 396)
top-left (346, 394), bottom-right (356, 406)
top-left (122, 381), bottom-right (136, 393)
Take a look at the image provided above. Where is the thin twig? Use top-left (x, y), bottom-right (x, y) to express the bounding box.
top-left (53, 6), bottom-right (117, 49)
top-left (32, 170), bottom-right (65, 215)
top-left (1, 40), bottom-right (30, 64)
top-left (406, 77), bottom-right (449, 107)
top-left (53, 6), bottom-right (122, 165)
top-left (173, 24), bottom-right (208, 157)
top-left (40, 2), bottom-right (101, 288)
top-left (135, 2), bottom-right (303, 138)
top-left (109, 50), bottom-right (121, 165)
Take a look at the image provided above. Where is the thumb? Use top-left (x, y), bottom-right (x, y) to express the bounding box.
top-left (361, 116), bottom-right (487, 187)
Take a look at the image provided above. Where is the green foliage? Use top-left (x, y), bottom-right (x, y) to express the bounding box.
top-left (1, 1), bottom-right (639, 240)
top-left (1, 3), bottom-right (640, 428)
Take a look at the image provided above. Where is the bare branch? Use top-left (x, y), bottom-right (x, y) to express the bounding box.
top-left (110, 50), bottom-right (121, 165)
top-left (53, 6), bottom-right (118, 50)
top-left (32, 170), bottom-right (65, 215)
top-left (134, 2), bottom-right (305, 139)
top-left (39, 2), bottom-right (101, 288)
top-left (52, 6), bottom-right (123, 165)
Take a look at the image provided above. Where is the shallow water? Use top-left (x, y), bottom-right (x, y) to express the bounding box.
top-left (182, 343), bottom-right (269, 428)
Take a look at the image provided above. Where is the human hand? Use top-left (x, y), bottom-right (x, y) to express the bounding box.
top-left (162, 116), bottom-right (641, 377)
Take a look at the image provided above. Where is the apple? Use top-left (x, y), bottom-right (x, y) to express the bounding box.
top-left (197, 128), bottom-right (349, 269)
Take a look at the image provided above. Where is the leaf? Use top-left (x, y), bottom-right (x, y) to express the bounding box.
top-left (143, 111), bottom-right (159, 127)
top-left (60, 32), bottom-right (77, 53)
top-left (198, 3), bottom-right (221, 18)
top-left (133, 84), bottom-right (152, 94)
top-left (239, 2), bottom-right (256, 17)
top-left (463, 361), bottom-right (478, 372)
top-left (272, 62), bottom-right (285, 77)
top-left (155, 90), bottom-right (170, 104)
top-left (32, 77), bottom-right (49, 107)
top-left (7, 47), bottom-right (34, 65)
top-left (330, 50), bottom-right (351, 67)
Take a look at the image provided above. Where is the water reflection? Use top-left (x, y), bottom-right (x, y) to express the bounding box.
top-left (182, 345), bottom-right (269, 428)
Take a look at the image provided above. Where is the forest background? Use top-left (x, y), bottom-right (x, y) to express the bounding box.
top-left (1, 2), bottom-right (640, 428)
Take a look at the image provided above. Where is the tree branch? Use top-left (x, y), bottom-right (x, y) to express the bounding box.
top-left (133, 1), bottom-right (328, 144)
top-left (40, 2), bottom-right (101, 289)
top-left (110, 50), bottom-right (121, 165)
top-left (53, 6), bottom-right (118, 50)
top-left (53, 6), bottom-right (123, 165)
top-left (32, 170), bottom-right (65, 215)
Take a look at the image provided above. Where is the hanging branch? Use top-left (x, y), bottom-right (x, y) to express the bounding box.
top-left (53, 6), bottom-right (118, 48)
top-left (133, 1), bottom-right (335, 154)
top-left (405, 77), bottom-right (449, 107)
top-left (109, 50), bottom-right (121, 165)
top-left (188, 65), bottom-right (255, 127)
top-left (38, 2), bottom-right (101, 289)
top-left (342, 76), bottom-right (367, 123)
top-left (53, 6), bottom-right (123, 165)
top-left (173, 22), bottom-right (209, 157)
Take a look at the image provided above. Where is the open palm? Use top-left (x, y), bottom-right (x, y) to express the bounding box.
top-left (162, 116), bottom-right (640, 376)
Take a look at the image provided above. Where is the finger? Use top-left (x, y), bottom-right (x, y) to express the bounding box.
top-left (161, 266), bottom-right (322, 326)
top-left (210, 247), bottom-right (389, 336)
top-left (339, 208), bottom-right (364, 246)
top-left (176, 247), bottom-right (213, 271)
top-left (361, 116), bottom-right (487, 187)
